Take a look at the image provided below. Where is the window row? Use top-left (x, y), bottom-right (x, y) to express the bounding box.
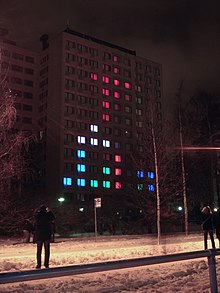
top-left (2, 50), bottom-right (35, 63)
top-left (63, 177), bottom-right (122, 189)
top-left (65, 164), bottom-right (122, 175)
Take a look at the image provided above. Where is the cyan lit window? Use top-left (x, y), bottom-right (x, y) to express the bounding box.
top-left (90, 138), bottom-right (98, 146)
top-left (90, 124), bottom-right (99, 132)
top-left (148, 184), bottom-right (155, 192)
top-left (103, 166), bottom-right (111, 175)
top-left (77, 164), bottom-right (86, 172)
top-left (137, 170), bottom-right (144, 178)
top-left (103, 180), bottom-right (111, 188)
top-left (63, 177), bottom-right (72, 186)
top-left (77, 149), bottom-right (86, 158)
top-left (103, 139), bottom-right (110, 148)
top-left (77, 136), bottom-right (86, 144)
top-left (90, 179), bottom-right (98, 188)
top-left (77, 178), bottom-right (86, 187)
top-left (138, 184), bottom-right (143, 190)
top-left (148, 171), bottom-right (155, 179)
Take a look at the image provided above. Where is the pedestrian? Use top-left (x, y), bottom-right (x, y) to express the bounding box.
top-left (213, 208), bottom-right (220, 248)
top-left (201, 206), bottom-right (216, 250)
top-left (34, 205), bottom-right (54, 269)
top-left (46, 207), bottom-right (56, 242)
top-left (22, 219), bottom-right (33, 243)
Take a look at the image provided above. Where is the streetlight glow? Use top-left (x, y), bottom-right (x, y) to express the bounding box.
top-left (58, 197), bottom-right (65, 203)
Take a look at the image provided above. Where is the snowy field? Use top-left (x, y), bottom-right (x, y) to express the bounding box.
top-left (0, 233), bottom-right (219, 292)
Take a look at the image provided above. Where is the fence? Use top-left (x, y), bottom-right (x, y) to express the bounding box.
top-left (0, 249), bottom-right (220, 293)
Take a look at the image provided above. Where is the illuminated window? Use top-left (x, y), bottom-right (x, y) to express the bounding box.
top-left (77, 178), bottom-right (86, 187)
top-left (63, 177), bottom-right (72, 186)
top-left (77, 164), bottom-right (86, 172)
top-left (90, 138), bottom-right (98, 146)
top-left (103, 180), bottom-right (111, 188)
top-left (124, 82), bottom-right (131, 89)
top-left (102, 101), bottom-right (110, 109)
top-left (114, 79), bottom-right (120, 86)
top-left (137, 170), bottom-right (144, 178)
top-left (103, 166), bottom-right (111, 174)
top-left (115, 182), bottom-right (121, 189)
top-left (113, 67), bottom-right (120, 74)
top-left (103, 139), bottom-right (110, 148)
top-left (102, 88), bottom-right (110, 96)
top-left (90, 179), bottom-right (98, 188)
top-left (113, 55), bottom-right (118, 62)
top-left (90, 124), bottom-right (99, 132)
top-left (102, 76), bottom-right (110, 83)
top-left (114, 91), bottom-right (120, 99)
top-left (138, 184), bottom-right (143, 190)
top-left (115, 155), bottom-right (121, 162)
top-left (115, 168), bottom-right (121, 175)
top-left (77, 136), bottom-right (86, 144)
top-left (148, 184), bottom-right (155, 192)
top-left (103, 114), bottom-right (111, 121)
top-left (77, 149), bottom-right (86, 158)
top-left (148, 171), bottom-right (155, 179)
top-left (90, 72), bottom-right (98, 81)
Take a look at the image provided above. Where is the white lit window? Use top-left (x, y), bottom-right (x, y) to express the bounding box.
top-left (90, 138), bottom-right (98, 146)
top-left (77, 136), bottom-right (86, 144)
top-left (103, 139), bottom-right (110, 148)
top-left (90, 124), bottom-right (99, 132)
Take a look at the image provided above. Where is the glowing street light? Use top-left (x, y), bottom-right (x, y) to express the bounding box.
top-left (58, 197), bottom-right (65, 203)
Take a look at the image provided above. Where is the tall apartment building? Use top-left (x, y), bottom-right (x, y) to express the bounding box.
top-left (38, 28), bottom-right (163, 218)
top-left (0, 27), bottom-right (162, 225)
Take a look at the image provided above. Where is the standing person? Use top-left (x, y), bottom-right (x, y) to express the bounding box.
top-left (46, 207), bottom-right (56, 243)
top-left (34, 205), bottom-right (53, 269)
top-left (201, 206), bottom-right (216, 250)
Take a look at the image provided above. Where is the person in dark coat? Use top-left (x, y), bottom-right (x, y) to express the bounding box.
top-left (46, 207), bottom-right (56, 242)
top-left (201, 206), bottom-right (216, 250)
top-left (34, 205), bottom-right (53, 269)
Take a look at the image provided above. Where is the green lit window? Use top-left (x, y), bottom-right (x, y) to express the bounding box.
top-left (138, 184), bottom-right (143, 190)
top-left (103, 166), bottom-right (111, 175)
top-left (90, 179), bottom-right (98, 188)
top-left (103, 180), bottom-right (111, 188)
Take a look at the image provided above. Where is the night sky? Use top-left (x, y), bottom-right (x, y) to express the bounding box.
top-left (1, 0), bottom-right (220, 107)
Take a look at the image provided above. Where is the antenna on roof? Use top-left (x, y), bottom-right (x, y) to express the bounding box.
top-left (66, 19), bottom-right (70, 30)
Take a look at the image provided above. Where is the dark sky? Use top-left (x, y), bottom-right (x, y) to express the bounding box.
top-left (1, 0), bottom-right (220, 105)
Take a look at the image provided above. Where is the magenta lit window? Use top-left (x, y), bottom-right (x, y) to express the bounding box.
top-left (124, 82), bottom-right (131, 89)
top-left (113, 56), bottom-right (118, 62)
top-left (102, 88), bottom-right (110, 96)
top-left (115, 168), bottom-right (122, 175)
top-left (114, 79), bottom-right (120, 86)
top-left (103, 114), bottom-right (110, 121)
top-left (102, 76), bottom-right (110, 84)
top-left (115, 155), bottom-right (121, 162)
top-left (102, 101), bottom-right (110, 109)
top-left (90, 72), bottom-right (98, 81)
top-left (115, 182), bottom-right (121, 189)
top-left (114, 91), bottom-right (120, 99)
top-left (113, 67), bottom-right (119, 74)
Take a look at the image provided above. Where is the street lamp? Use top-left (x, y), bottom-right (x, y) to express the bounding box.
top-left (58, 197), bottom-right (65, 203)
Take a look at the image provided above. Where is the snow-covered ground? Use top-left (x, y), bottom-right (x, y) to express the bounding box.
top-left (0, 233), bottom-right (219, 292)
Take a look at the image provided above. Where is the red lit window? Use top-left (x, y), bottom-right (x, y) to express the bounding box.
top-left (102, 76), bottom-right (110, 83)
top-left (113, 56), bottom-right (118, 62)
top-left (115, 155), bottom-right (121, 162)
top-left (90, 72), bottom-right (98, 81)
top-left (102, 88), bottom-right (110, 96)
top-left (115, 181), bottom-right (121, 189)
top-left (114, 79), bottom-right (120, 86)
top-left (102, 101), bottom-right (110, 109)
top-left (124, 82), bottom-right (131, 89)
top-left (115, 168), bottom-right (121, 175)
top-left (103, 114), bottom-right (111, 121)
top-left (113, 67), bottom-right (119, 74)
top-left (114, 91), bottom-right (120, 99)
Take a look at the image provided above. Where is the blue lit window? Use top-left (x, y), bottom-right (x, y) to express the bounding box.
top-left (90, 179), bottom-right (98, 187)
top-left (90, 138), bottom-right (98, 146)
top-left (103, 139), bottom-right (110, 148)
top-left (137, 170), bottom-right (144, 178)
top-left (63, 177), bottom-right (72, 186)
top-left (77, 178), bottom-right (86, 187)
top-left (148, 184), bottom-right (155, 192)
top-left (77, 164), bottom-right (86, 172)
top-left (90, 124), bottom-right (99, 132)
top-left (77, 149), bottom-right (86, 158)
top-left (77, 136), bottom-right (86, 144)
top-left (148, 171), bottom-right (155, 179)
